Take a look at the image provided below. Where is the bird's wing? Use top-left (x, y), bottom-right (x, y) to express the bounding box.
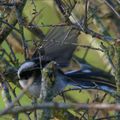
top-left (33, 26), bottom-right (80, 67)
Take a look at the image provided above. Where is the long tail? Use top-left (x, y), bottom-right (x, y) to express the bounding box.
top-left (66, 71), bottom-right (116, 94)
top-left (63, 57), bottom-right (116, 95)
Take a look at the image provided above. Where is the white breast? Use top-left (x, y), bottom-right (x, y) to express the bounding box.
top-left (19, 80), bottom-right (41, 98)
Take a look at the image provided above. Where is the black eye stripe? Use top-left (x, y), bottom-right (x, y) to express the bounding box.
top-left (19, 68), bottom-right (41, 79)
top-left (20, 71), bottom-right (32, 79)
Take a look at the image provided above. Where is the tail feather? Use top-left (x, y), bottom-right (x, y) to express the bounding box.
top-left (62, 57), bottom-right (116, 94)
top-left (54, 68), bottom-right (115, 96)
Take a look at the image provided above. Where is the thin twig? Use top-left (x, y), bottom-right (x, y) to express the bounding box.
top-left (0, 77), bottom-right (34, 116)
top-left (5, 40), bottom-right (18, 65)
top-left (15, 0), bottom-right (28, 59)
top-left (104, 0), bottom-right (120, 19)
top-left (0, 19), bottom-right (20, 33)
top-left (6, 81), bottom-right (31, 120)
top-left (28, 23), bottom-right (117, 41)
top-left (42, 39), bottom-right (104, 52)
top-left (84, 0), bottom-right (89, 30)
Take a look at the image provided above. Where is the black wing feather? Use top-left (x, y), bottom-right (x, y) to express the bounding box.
top-left (33, 26), bottom-right (79, 67)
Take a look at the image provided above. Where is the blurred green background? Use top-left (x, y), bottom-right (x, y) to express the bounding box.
top-left (0, 0), bottom-right (117, 119)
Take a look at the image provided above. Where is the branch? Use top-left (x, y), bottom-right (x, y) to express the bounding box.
top-left (27, 22), bottom-right (117, 42)
top-left (15, 0), bottom-right (28, 59)
top-left (0, 0), bottom-right (27, 45)
top-left (1, 103), bottom-right (120, 116)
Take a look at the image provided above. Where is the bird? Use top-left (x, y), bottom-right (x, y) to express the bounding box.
top-left (17, 26), bottom-right (80, 98)
top-left (18, 56), bottom-right (115, 98)
top-left (17, 26), bottom-right (115, 99)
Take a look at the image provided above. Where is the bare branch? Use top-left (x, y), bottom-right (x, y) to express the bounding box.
top-left (1, 103), bottom-right (120, 116)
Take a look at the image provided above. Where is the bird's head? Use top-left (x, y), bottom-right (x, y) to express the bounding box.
top-left (17, 60), bottom-right (42, 98)
top-left (17, 60), bottom-right (41, 81)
